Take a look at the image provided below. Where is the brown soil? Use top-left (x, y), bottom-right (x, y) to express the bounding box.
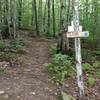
top-left (0, 31), bottom-right (58, 100)
top-left (0, 31), bottom-right (99, 100)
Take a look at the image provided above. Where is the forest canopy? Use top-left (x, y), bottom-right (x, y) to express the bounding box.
top-left (0, 0), bottom-right (100, 42)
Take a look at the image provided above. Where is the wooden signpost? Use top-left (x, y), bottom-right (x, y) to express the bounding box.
top-left (67, 21), bottom-right (89, 38)
top-left (65, 0), bottom-right (89, 100)
top-left (67, 31), bottom-right (89, 38)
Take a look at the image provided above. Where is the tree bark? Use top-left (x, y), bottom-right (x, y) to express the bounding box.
top-left (33, 0), bottom-right (39, 35)
top-left (13, 0), bottom-right (17, 39)
top-left (57, 0), bottom-right (69, 54)
top-left (18, 0), bottom-right (22, 28)
top-left (3, 0), bottom-right (10, 38)
top-left (47, 0), bottom-right (50, 35)
top-left (38, 0), bottom-right (43, 34)
top-left (52, 0), bottom-right (55, 37)
top-left (43, 0), bottom-right (47, 33)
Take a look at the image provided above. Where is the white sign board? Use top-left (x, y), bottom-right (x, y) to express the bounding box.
top-left (68, 26), bottom-right (82, 32)
top-left (67, 21), bottom-right (89, 38)
top-left (68, 21), bottom-right (82, 32)
top-left (67, 31), bottom-right (89, 38)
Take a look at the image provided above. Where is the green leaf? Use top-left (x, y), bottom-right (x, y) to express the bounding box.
top-left (88, 75), bottom-right (95, 87)
top-left (82, 63), bottom-right (91, 71)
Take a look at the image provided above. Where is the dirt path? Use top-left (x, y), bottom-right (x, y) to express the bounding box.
top-left (0, 31), bottom-right (58, 100)
top-left (0, 31), bottom-right (99, 100)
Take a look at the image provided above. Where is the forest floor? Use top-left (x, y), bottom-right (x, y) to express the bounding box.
top-left (0, 31), bottom-right (99, 100)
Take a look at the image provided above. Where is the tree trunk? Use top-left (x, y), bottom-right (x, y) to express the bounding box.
top-left (57, 0), bottom-right (69, 54)
top-left (10, 0), bottom-right (13, 27)
top-left (52, 0), bottom-right (55, 37)
top-left (43, 0), bottom-right (47, 33)
top-left (13, 0), bottom-right (17, 39)
top-left (47, 0), bottom-right (50, 35)
top-left (18, 0), bottom-right (22, 28)
top-left (3, 0), bottom-right (10, 38)
top-left (38, 0), bottom-right (43, 34)
top-left (33, 0), bottom-right (39, 35)
top-left (0, 0), bottom-right (2, 24)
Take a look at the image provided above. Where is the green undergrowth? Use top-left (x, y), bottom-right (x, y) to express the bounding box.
top-left (0, 39), bottom-right (23, 75)
top-left (44, 53), bottom-right (75, 85)
top-left (44, 43), bottom-right (100, 86)
top-left (82, 48), bottom-right (100, 86)
top-left (0, 52), bottom-right (17, 62)
top-left (10, 39), bottom-right (23, 53)
top-left (0, 41), bottom-right (6, 49)
top-left (44, 43), bottom-right (76, 85)
top-left (0, 68), bottom-right (6, 75)
top-left (82, 61), bottom-right (100, 87)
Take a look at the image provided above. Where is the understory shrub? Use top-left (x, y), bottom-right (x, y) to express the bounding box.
top-left (0, 41), bottom-right (6, 49)
top-left (47, 44), bottom-right (100, 86)
top-left (10, 39), bottom-right (23, 51)
top-left (44, 53), bottom-right (75, 85)
top-left (82, 61), bottom-right (100, 87)
top-left (49, 43), bottom-right (57, 55)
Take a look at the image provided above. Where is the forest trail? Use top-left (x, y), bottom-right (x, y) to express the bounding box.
top-left (0, 31), bottom-right (99, 100)
top-left (0, 31), bottom-right (58, 100)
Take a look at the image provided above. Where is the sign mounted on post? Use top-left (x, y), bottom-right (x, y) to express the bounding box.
top-left (70, 0), bottom-right (89, 99)
top-left (67, 21), bottom-right (89, 38)
top-left (67, 31), bottom-right (89, 38)
top-left (68, 21), bottom-right (82, 32)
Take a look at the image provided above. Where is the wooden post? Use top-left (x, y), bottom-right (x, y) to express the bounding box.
top-left (72, 0), bottom-right (84, 99)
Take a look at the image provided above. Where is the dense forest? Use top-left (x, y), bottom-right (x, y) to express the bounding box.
top-left (0, 0), bottom-right (100, 100)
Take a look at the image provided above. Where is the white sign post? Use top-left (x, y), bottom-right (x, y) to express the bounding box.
top-left (73, 0), bottom-right (84, 99)
top-left (66, 0), bottom-right (89, 99)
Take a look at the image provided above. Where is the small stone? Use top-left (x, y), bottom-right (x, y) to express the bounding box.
top-left (55, 92), bottom-right (58, 95)
top-left (31, 92), bottom-right (36, 95)
top-left (6, 88), bottom-right (10, 90)
top-left (17, 96), bottom-right (20, 99)
top-left (0, 91), bottom-right (5, 94)
top-left (65, 84), bottom-right (69, 87)
top-left (49, 89), bottom-right (52, 92)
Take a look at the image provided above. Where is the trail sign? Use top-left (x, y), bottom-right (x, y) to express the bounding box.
top-left (68, 21), bottom-right (82, 32)
top-left (67, 31), bottom-right (89, 38)
top-left (67, 21), bottom-right (89, 38)
top-left (71, 0), bottom-right (89, 99)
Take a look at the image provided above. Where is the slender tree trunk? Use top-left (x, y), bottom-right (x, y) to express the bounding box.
top-left (31, 1), bottom-right (34, 26)
top-left (0, 0), bottom-right (3, 40)
top-left (47, 0), bottom-right (50, 35)
top-left (85, 0), bottom-right (88, 30)
top-left (43, 0), bottom-right (47, 33)
top-left (3, 0), bottom-right (10, 38)
top-left (57, 0), bottom-right (69, 54)
top-left (10, 0), bottom-right (13, 27)
top-left (67, 0), bottom-right (71, 26)
top-left (13, 0), bottom-right (17, 39)
top-left (0, 0), bottom-right (2, 24)
top-left (38, 0), bottom-right (43, 34)
top-left (52, 0), bottom-right (55, 37)
top-left (18, 0), bottom-right (22, 28)
top-left (33, 0), bottom-right (39, 35)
